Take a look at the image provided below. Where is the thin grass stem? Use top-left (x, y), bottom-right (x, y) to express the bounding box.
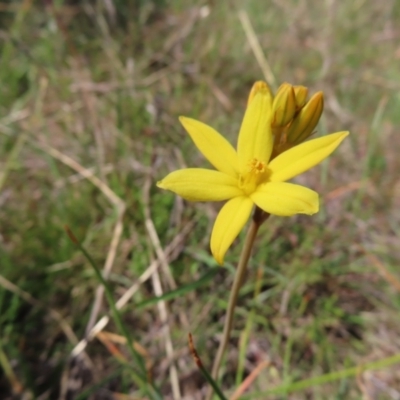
top-left (189, 333), bottom-right (228, 400)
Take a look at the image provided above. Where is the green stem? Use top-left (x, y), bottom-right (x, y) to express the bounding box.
top-left (200, 362), bottom-right (229, 400)
top-left (206, 209), bottom-right (268, 400)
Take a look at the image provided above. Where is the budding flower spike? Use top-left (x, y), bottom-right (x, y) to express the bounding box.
top-left (157, 81), bottom-right (348, 264)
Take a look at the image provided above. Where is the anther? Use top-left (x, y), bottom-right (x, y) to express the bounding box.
top-left (248, 159), bottom-right (266, 174)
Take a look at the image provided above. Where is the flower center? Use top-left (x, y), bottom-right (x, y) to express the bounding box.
top-left (238, 158), bottom-right (269, 195)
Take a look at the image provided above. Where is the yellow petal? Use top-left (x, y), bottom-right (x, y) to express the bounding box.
top-left (157, 168), bottom-right (243, 201)
top-left (210, 196), bottom-right (253, 264)
top-left (269, 131), bottom-right (349, 182)
top-left (251, 182), bottom-right (318, 216)
top-left (237, 83), bottom-right (273, 168)
top-left (179, 117), bottom-right (239, 178)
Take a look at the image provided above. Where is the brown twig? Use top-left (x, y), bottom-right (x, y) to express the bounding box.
top-left (188, 333), bottom-right (202, 369)
top-left (229, 360), bottom-right (270, 400)
top-left (189, 334), bottom-right (228, 400)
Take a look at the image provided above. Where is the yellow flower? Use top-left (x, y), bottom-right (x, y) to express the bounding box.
top-left (157, 82), bottom-right (348, 264)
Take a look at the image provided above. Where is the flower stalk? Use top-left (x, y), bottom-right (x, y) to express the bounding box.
top-left (207, 208), bottom-right (269, 400)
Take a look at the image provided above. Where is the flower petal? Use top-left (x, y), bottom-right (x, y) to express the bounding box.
top-left (269, 131), bottom-right (349, 182)
top-left (251, 182), bottom-right (318, 216)
top-left (157, 168), bottom-right (243, 201)
top-left (179, 117), bottom-right (239, 177)
top-left (237, 83), bottom-right (273, 168)
top-left (211, 196), bottom-right (253, 264)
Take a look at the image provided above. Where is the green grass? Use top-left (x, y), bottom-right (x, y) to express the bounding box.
top-left (1, 1), bottom-right (400, 399)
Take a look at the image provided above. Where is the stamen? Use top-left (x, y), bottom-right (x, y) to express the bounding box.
top-left (248, 158), bottom-right (266, 174)
top-left (238, 158), bottom-right (269, 195)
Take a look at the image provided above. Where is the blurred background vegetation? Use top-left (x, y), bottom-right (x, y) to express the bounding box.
top-left (1, 0), bottom-right (400, 399)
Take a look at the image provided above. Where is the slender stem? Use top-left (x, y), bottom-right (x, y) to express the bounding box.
top-left (206, 209), bottom-right (269, 400)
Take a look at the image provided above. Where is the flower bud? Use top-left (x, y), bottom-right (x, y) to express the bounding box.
top-left (272, 83), bottom-right (296, 128)
top-left (287, 91), bottom-right (324, 144)
top-left (247, 81), bottom-right (272, 106)
top-left (293, 86), bottom-right (308, 110)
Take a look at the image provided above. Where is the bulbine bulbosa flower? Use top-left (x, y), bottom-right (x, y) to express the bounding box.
top-left (157, 82), bottom-right (348, 264)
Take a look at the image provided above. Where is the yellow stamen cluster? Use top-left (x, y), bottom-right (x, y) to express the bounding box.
top-left (248, 158), bottom-right (266, 174)
top-left (238, 159), bottom-right (268, 195)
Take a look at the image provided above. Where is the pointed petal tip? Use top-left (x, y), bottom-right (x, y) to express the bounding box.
top-left (211, 240), bottom-right (228, 265)
top-left (211, 242), bottom-right (225, 265)
top-left (247, 81), bottom-right (272, 105)
top-left (179, 115), bottom-right (192, 128)
top-left (308, 203), bottom-right (319, 215)
top-left (179, 115), bottom-right (196, 128)
top-left (308, 193), bottom-right (319, 215)
top-left (332, 130), bottom-right (349, 137)
top-left (329, 130), bottom-right (350, 144)
top-left (212, 250), bottom-right (224, 266)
